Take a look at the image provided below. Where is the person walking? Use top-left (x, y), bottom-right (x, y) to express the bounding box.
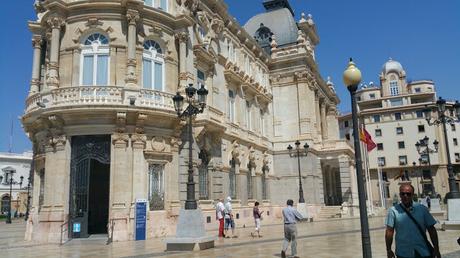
top-left (215, 198), bottom-right (225, 238)
top-left (224, 196), bottom-right (237, 238)
top-left (385, 184), bottom-right (441, 258)
top-left (251, 201), bottom-right (264, 238)
top-left (281, 199), bottom-right (303, 258)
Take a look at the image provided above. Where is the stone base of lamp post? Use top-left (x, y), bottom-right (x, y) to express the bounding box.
top-left (165, 208), bottom-right (215, 251)
top-left (441, 199), bottom-right (460, 230)
top-left (296, 202), bottom-right (310, 221)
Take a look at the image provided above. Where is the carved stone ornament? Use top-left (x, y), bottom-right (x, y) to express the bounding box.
top-left (175, 31), bottom-right (189, 43)
top-left (231, 140), bottom-right (240, 160)
top-left (116, 112), bottom-right (127, 133)
top-left (46, 16), bottom-right (65, 30)
top-left (132, 134), bottom-right (147, 149)
top-left (135, 113), bottom-right (147, 134)
top-left (169, 137), bottom-right (182, 149)
top-left (85, 17), bottom-right (103, 28)
top-left (126, 9), bottom-right (140, 26)
top-left (112, 133), bottom-right (129, 147)
top-left (52, 135), bottom-right (67, 150)
top-left (32, 35), bottom-right (43, 49)
top-left (211, 17), bottom-right (224, 36)
top-left (151, 137), bottom-right (166, 152)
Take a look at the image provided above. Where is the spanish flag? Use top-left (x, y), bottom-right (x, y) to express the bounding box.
top-left (359, 127), bottom-right (377, 152)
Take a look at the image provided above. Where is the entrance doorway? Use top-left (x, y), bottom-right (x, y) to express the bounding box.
top-left (70, 135), bottom-right (110, 238)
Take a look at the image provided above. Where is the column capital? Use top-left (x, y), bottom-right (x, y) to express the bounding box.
top-left (46, 16), bottom-right (65, 30)
top-left (175, 31), bottom-right (189, 43)
top-left (112, 133), bottom-right (130, 148)
top-left (132, 134), bottom-right (147, 149)
top-left (126, 9), bottom-right (140, 26)
top-left (32, 35), bottom-right (43, 49)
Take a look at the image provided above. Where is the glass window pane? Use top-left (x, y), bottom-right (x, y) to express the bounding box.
top-left (96, 55), bottom-right (108, 85)
top-left (160, 0), bottom-right (167, 10)
top-left (144, 0), bottom-right (153, 6)
top-left (143, 59), bottom-right (152, 89)
top-left (154, 62), bottom-right (163, 91)
top-left (82, 55), bottom-right (94, 85)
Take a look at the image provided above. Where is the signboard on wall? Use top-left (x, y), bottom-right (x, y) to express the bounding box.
top-left (135, 199), bottom-right (147, 241)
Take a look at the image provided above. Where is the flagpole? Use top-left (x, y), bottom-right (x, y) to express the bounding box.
top-left (9, 115), bottom-right (13, 153)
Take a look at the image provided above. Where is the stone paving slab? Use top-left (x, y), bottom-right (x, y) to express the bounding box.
top-left (1, 217), bottom-right (459, 258)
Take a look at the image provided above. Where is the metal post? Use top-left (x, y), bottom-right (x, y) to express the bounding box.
top-left (296, 148), bottom-right (305, 203)
top-left (7, 178), bottom-right (13, 224)
top-left (185, 105), bottom-right (197, 210)
top-left (441, 115), bottom-right (460, 199)
top-left (349, 88), bottom-right (372, 258)
top-left (425, 147), bottom-right (435, 196)
top-left (25, 181), bottom-right (31, 221)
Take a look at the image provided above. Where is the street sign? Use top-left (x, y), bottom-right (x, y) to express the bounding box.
top-left (135, 199), bottom-right (147, 241)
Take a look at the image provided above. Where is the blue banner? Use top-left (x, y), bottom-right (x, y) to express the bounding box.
top-left (135, 199), bottom-right (147, 241)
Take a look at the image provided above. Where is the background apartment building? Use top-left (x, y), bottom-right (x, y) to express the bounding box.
top-left (339, 58), bottom-right (460, 207)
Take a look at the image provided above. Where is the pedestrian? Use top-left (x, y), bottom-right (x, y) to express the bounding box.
top-left (224, 196), bottom-right (237, 238)
top-left (281, 199), bottom-right (303, 258)
top-left (251, 201), bottom-right (264, 238)
top-left (385, 184), bottom-right (441, 258)
top-left (426, 195), bottom-right (431, 210)
top-left (215, 198), bottom-right (225, 238)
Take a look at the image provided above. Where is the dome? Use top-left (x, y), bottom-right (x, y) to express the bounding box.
top-left (244, 8), bottom-right (298, 50)
top-left (382, 58), bottom-right (404, 74)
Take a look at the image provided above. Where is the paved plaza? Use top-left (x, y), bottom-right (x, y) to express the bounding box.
top-left (1, 216), bottom-right (459, 258)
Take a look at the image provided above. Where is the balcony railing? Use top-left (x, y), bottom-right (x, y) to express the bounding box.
top-left (25, 86), bottom-right (175, 113)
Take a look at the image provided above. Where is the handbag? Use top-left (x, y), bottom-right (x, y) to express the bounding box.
top-left (399, 204), bottom-right (434, 257)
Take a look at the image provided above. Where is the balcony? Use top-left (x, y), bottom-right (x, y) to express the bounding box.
top-left (25, 86), bottom-right (175, 113)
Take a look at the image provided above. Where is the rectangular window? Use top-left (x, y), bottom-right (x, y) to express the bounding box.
top-left (395, 112), bottom-right (402, 120)
top-left (418, 125), bottom-right (425, 133)
top-left (96, 55), bottom-right (109, 85)
top-left (377, 143), bottom-right (384, 150)
top-left (399, 155), bottom-right (407, 165)
top-left (452, 124), bottom-right (456, 131)
top-left (148, 164), bottom-right (165, 210)
top-left (82, 55), bottom-right (94, 85)
top-left (378, 157), bottom-right (386, 166)
top-left (143, 59), bottom-right (152, 89)
top-left (154, 62), bottom-right (163, 91)
top-left (369, 93), bottom-right (376, 99)
top-left (197, 69), bottom-right (205, 88)
top-left (401, 170), bottom-right (410, 181)
top-left (454, 138), bottom-right (458, 146)
top-left (396, 127), bottom-right (403, 134)
top-left (228, 90), bottom-right (235, 122)
top-left (414, 87), bottom-right (421, 93)
top-left (375, 129), bottom-right (382, 137)
top-left (416, 110), bottom-right (424, 118)
top-left (398, 141), bottom-right (405, 149)
top-left (373, 115), bottom-right (381, 123)
top-left (455, 153), bottom-right (460, 162)
top-left (390, 81), bottom-right (399, 96)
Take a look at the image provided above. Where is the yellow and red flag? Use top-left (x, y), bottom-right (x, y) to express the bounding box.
top-left (359, 127), bottom-right (376, 152)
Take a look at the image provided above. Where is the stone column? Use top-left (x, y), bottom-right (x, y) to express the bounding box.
top-left (327, 107), bottom-right (339, 141)
top-left (176, 31), bottom-right (189, 88)
top-left (320, 101), bottom-right (327, 139)
top-left (111, 133), bottom-right (131, 241)
top-left (315, 92), bottom-right (322, 141)
top-left (29, 35), bottom-right (43, 96)
top-left (46, 17), bottom-right (64, 90)
top-left (131, 134), bottom-right (147, 201)
top-left (125, 10), bottom-right (139, 86)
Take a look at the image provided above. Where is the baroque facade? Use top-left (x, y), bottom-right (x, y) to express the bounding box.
top-left (23, 0), bottom-right (355, 243)
top-left (339, 59), bottom-right (460, 208)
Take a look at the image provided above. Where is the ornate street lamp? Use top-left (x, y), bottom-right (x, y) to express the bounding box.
top-left (415, 136), bottom-right (438, 196)
top-left (287, 140), bottom-right (309, 203)
top-left (0, 172), bottom-right (23, 224)
top-left (173, 84), bottom-right (208, 209)
top-left (423, 97), bottom-right (460, 199)
top-left (343, 58), bottom-right (372, 258)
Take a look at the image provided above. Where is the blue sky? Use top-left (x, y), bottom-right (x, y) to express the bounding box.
top-left (1, 0), bottom-right (459, 153)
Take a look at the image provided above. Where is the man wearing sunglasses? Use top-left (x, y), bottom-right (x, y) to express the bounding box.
top-left (385, 184), bottom-right (441, 258)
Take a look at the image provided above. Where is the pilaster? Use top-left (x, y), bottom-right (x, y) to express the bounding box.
top-left (46, 16), bottom-right (65, 90)
top-left (125, 9), bottom-right (140, 85)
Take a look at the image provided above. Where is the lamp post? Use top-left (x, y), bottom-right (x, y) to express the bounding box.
top-left (0, 172), bottom-right (23, 224)
top-left (415, 136), bottom-right (438, 197)
top-left (173, 84), bottom-right (208, 209)
top-left (412, 161), bottom-right (421, 198)
top-left (423, 97), bottom-right (460, 199)
top-left (343, 58), bottom-right (372, 258)
top-left (287, 140), bottom-right (309, 203)
top-left (25, 177), bottom-right (31, 221)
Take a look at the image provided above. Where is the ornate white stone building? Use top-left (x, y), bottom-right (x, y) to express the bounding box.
top-left (23, 0), bottom-right (356, 243)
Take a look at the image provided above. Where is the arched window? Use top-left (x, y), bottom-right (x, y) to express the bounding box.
top-left (142, 40), bottom-right (164, 91)
top-left (80, 33), bottom-right (109, 86)
top-left (144, 0), bottom-right (168, 11)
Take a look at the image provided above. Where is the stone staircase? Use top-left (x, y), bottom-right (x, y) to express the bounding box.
top-left (317, 206), bottom-right (342, 219)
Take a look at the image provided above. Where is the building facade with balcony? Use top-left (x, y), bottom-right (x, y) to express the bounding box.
top-left (23, 0), bottom-right (355, 243)
top-left (339, 58), bottom-right (460, 207)
top-left (0, 152), bottom-right (32, 217)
